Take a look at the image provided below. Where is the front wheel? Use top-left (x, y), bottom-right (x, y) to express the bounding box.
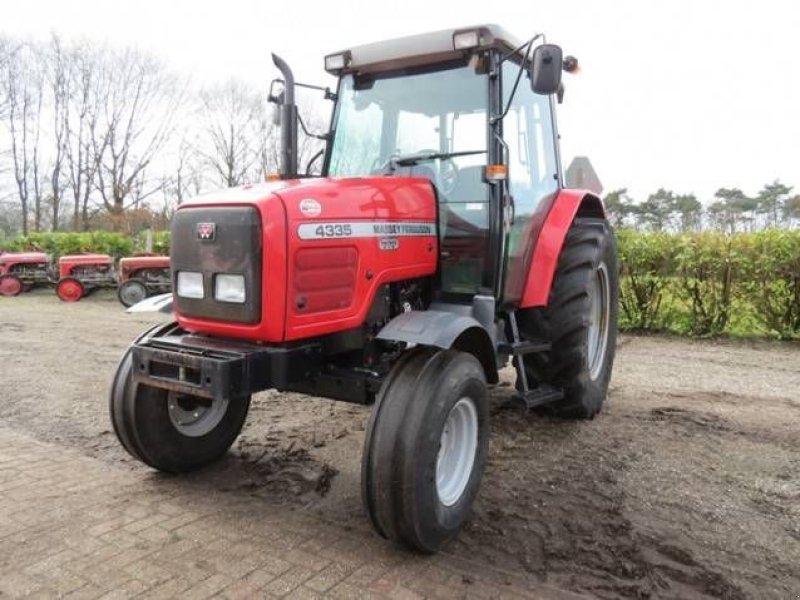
top-left (109, 342), bottom-right (250, 473)
top-left (118, 279), bottom-right (148, 307)
top-left (362, 348), bottom-right (489, 553)
top-left (518, 218), bottom-right (619, 419)
top-left (0, 275), bottom-right (24, 297)
top-left (56, 277), bottom-right (85, 302)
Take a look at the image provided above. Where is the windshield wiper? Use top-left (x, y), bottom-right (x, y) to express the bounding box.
top-left (389, 149), bottom-right (486, 169)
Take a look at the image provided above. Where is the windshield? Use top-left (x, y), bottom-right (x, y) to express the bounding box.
top-left (327, 64), bottom-right (491, 295)
top-left (328, 64), bottom-right (487, 179)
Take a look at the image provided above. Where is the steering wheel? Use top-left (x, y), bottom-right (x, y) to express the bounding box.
top-left (371, 151), bottom-right (459, 196)
top-left (406, 149), bottom-right (459, 197)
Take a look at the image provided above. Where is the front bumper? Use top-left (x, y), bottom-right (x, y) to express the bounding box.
top-left (131, 325), bottom-right (320, 400)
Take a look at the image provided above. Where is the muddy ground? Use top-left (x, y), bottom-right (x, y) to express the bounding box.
top-left (1, 290), bottom-right (798, 599)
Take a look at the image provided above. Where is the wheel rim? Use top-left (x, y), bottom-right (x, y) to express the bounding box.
top-left (57, 279), bottom-right (83, 302)
top-left (120, 281), bottom-right (147, 306)
top-left (587, 262), bottom-right (611, 380)
top-left (0, 276), bottom-right (22, 296)
top-left (168, 393), bottom-right (229, 438)
top-left (436, 397), bottom-right (479, 507)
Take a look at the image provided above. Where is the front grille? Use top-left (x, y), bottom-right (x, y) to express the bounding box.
top-left (171, 206), bottom-right (262, 323)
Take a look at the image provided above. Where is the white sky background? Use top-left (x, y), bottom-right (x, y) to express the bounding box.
top-left (3, 0), bottom-right (799, 202)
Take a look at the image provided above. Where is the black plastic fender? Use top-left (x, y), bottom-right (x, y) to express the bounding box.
top-left (376, 298), bottom-right (499, 383)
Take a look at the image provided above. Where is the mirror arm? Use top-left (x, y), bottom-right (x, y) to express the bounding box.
top-left (305, 149), bottom-right (325, 176)
top-left (490, 37), bottom-right (534, 125)
top-left (268, 78), bottom-right (337, 102)
top-left (498, 33), bottom-right (542, 65)
top-left (297, 113), bottom-right (330, 141)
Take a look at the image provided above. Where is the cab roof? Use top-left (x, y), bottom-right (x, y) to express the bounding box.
top-left (328, 24), bottom-right (525, 75)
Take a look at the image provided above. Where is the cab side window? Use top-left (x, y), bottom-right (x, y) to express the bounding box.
top-left (501, 60), bottom-right (560, 303)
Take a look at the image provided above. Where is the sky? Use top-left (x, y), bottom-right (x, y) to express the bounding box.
top-left (3, 0), bottom-right (799, 202)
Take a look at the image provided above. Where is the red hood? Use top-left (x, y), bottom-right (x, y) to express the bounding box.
top-left (0, 252), bottom-right (48, 264)
top-left (59, 254), bottom-right (113, 265)
top-left (119, 256), bottom-right (170, 268)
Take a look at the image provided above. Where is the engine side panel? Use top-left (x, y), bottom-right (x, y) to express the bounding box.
top-left (0, 252), bottom-right (48, 276)
top-left (519, 189), bottom-right (605, 308)
top-left (276, 177), bottom-right (438, 341)
top-left (59, 254), bottom-right (113, 278)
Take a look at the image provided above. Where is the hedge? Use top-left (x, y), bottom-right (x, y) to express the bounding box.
top-left (617, 228), bottom-right (800, 339)
top-left (0, 231), bottom-right (167, 261)
top-left (3, 228), bottom-right (799, 339)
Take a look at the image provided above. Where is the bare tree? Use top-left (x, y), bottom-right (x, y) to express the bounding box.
top-left (196, 80), bottom-right (262, 187)
top-left (92, 48), bottom-right (184, 222)
top-left (63, 41), bottom-right (103, 230)
top-left (164, 136), bottom-right (205, 205)
top-left (0, 35), bottom-right (12, 121)
top-left (44, 35), bottom-right (69, 231)
top-left (1, 41), bottom-right (47, 234)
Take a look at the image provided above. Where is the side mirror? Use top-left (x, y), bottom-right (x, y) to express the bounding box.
top-left (529, 43), bottom-right (563, 95)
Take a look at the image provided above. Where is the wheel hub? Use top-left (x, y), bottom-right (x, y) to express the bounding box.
top-left (436, 397), bottom-right (478, 507)
top-left (587, 262), bottom-right (611, 380)
top-left (0, 276), bottom-right (22, 296)
top-left (168, 393), bottom-right (228, 437)
top-left (58, 280), bottom-right (83, 301)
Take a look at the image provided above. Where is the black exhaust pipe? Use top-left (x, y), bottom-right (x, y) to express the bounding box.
top-left (271, 53), bottom-right (298, 179)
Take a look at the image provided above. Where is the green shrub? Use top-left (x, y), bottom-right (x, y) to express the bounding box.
top-left (616, 228), bottom-right (800, 339)
top-left (0, 231), bottom-right (161, 261)
top-left (616, 229), bottom-right (676, 330)
top-left (743, 229), bottom-right (800, 339)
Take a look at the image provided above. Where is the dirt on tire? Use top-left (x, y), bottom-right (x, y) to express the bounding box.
top-left (1, 291), bottom-right (798, 598)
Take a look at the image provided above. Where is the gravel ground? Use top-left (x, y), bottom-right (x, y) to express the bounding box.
top-left (1, 289), bottom-right (799, 599)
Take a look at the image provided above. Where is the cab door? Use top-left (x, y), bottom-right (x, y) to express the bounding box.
top-left (500, 60), bottom-right (561, 306)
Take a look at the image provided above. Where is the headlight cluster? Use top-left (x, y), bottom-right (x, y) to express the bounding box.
top-left (176, 271), bottom-right (246, 304)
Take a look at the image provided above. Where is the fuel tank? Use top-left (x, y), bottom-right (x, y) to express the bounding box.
top-left (172, 177), bottom-right (439, 343)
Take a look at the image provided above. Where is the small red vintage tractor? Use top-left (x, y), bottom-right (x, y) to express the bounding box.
top-left (0, 252), bottom-right (51, 296)
top-left (117, 256), bottom-right (171, 307)
top-left (110, 25), bottom-right (618, 552)
top-left (56, 254), bottom-right (116, 302)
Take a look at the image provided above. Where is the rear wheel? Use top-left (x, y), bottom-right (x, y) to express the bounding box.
top-left (56, 277), bottom-right (85, 302)
top-left (518, 218), bottom-right (619, 419)
top-left (118, 279), bottom-right (148, 307)
top-left (109, 342), bottom-right (250, 473)
top-left (362, 348), bottom-right (489, 553)
top-left (0, 275), bottom-right (24, 297)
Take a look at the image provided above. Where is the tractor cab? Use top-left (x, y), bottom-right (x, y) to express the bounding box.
top-left (293, 25), bottom-right (570, 303)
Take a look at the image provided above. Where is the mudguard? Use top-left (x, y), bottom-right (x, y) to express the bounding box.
top-left (376, 297), bottom-right (499, 383)
top-left (377, 310), bottom-right (485, 348)
top-left (520, 189), bottom-right (605, 308)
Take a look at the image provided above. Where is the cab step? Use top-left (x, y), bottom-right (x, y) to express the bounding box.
top-left (513, 383), bottom-right (564, 410)
top-left (504, 310), bottom-right (563, 411)
top-left (497, 339), bottom-right (551, 356)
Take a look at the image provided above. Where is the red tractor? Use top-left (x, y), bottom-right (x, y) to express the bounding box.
top-left (117, 256), bottom-right (171, 307)
top-left (110, 26), bottom-right (618, 552)
top-left (0, 252), bottom-right (51, 296)
top-left (56, 254), bottom-right (116, 302)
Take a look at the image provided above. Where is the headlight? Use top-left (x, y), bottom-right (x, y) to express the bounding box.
top-left (324, 52), bottom-right (351, 73)
top-left (453, 29), bottom-right (480, 50)
top-left (214, 274), bottom-right (246, 304)
top-left (176, 271), bottom-right (204, 299)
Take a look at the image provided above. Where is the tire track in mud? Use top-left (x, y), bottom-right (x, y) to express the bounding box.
top-left (450, 399), bottom-right (749, 599)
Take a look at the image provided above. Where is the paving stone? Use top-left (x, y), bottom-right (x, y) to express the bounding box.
top-left (0, 426), bottom-right (564, 600)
